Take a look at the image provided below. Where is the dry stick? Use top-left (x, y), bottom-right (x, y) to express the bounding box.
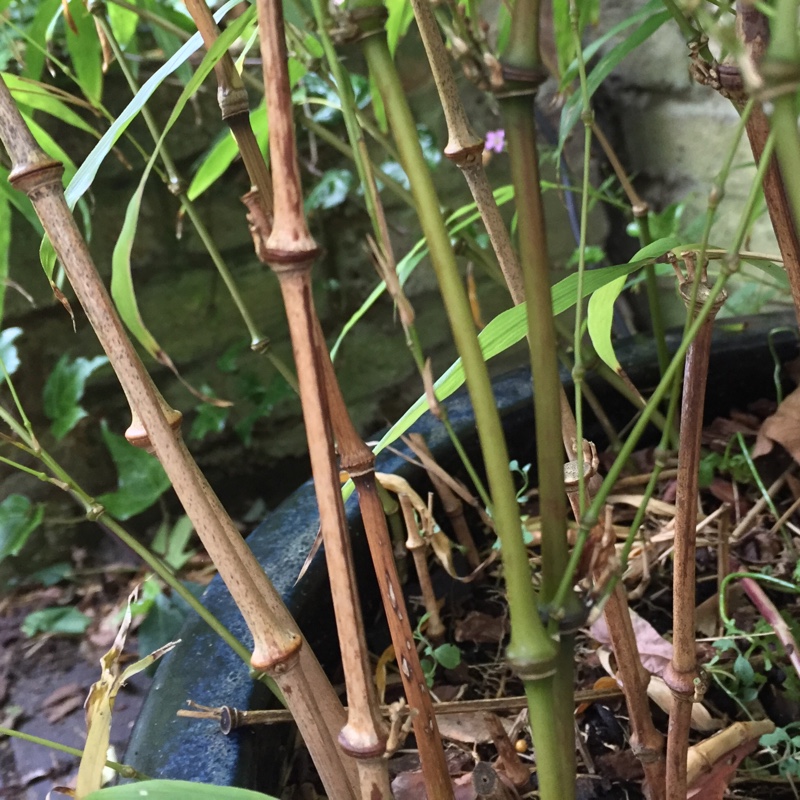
top-left (255, 2), bottom-right (390, 796)
top-left (663, 255), bottom-right (727, 800)
top-left (314, 325), bottom-right (456, 799)
top-left (408, 433), bottom-right (481, 569)
top-left (399, 493), bottom-right (446, 641)
top-left (196, 685), bottom-right (626, 729)
top-left (0, 82), bottom-right (358, 800)
top-left (590, 506), bottom-right (665, 800)
top-left (484, 713), bottom-right (531, 790)
top-left (407, 0), bottom-right (592, 473)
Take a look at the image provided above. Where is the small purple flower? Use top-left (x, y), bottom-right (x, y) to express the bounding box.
top-left (484, 129), bottom-right (505, 154)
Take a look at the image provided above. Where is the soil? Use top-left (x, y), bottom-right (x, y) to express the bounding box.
top-left (5, 387), bottom-right (800, 799)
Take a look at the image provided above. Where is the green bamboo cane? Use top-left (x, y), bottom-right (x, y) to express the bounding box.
top-left (339, 5), bottom-right (564, 796)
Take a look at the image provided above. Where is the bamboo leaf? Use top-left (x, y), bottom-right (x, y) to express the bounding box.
top-left (386, 0), bottom-right (415, 56)
top-left (107, 1), bottom-right (139, 50)
top-left (187, 98), bottom-right (268, 202)
top-left (110, 8), bottom-right (256, 361)
top-left (64, 0), bottom-right (249, 209)
top-left (559, 3), bottom-right (670, 148)
top-left (587, 274), bottom-right (627, 373)
top-left (22, 110), bottom-right (77, 185)
top-left (84, 781), bottom-right (279, 800)
top-left (20, 0), bottom-right (61, 82)
top-left (368, 237), bottom-right (681, 460)
top-left (65, 0), bottom-right (103, 105)
top-left (3, 73), bottom-right (99, 135)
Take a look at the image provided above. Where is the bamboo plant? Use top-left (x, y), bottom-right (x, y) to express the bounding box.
top-left (1, 0), bottom-right (800, 798)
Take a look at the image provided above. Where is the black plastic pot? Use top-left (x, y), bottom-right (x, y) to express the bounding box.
top-left (126, 316), bottom-right (798, 792)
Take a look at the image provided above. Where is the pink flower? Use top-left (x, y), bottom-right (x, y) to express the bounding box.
top-left (484, 129), bottom-right (505, 153)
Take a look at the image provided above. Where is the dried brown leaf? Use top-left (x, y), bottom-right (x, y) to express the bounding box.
top-left (752, 385), bottom-right (800, 462)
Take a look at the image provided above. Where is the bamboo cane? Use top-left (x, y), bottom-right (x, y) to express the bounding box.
top-left (255, 1), bottom-right (392, 795)
top-left (0, 78), bottom-right (357, 800)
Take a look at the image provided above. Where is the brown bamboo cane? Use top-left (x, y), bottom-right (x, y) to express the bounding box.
top-left (0, 78), bottom-right (358, 800)
top-left (663, 254), bottom-right (726, 800)
top-left (314, 325), bottom-right (456, 800)
top-left (255, 1), bottom-right (392, 796)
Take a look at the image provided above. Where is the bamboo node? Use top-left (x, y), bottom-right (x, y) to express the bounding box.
top-left (337, 723), bottom-right (388, 759)
top-left (8, 157), bottom-right (64, 196)
top-left (444, 140), bottom-right (484, 168)
top-left (217, 85), bottom-right (250, 120)
top-left (495, 63), bottom-right (548, 98)
top-left (662, 662), bottom-right (700, 699)
top-left (250, 631), bottom-right (303, 673)
top-left (329, 6), bottom-right (388, 45)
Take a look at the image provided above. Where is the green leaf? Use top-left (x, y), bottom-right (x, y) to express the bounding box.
top-left (433, 643), bottom-right (462, 669)
top-left (21, 0), bottom-right (61, 82)
top-left (587, 273), bottom-right (626, 373)
top-left (98, 423), bottom-right (171, 520)
top-left (84, 780), bottom-right (279, 800)
top-left (142, 0), bottom-right (193, 85)
top-left (22, 606), bottom-right (90, 637)
top-left (0, 194), bottom-right (9, 323)
top-left (0, 165), bottom-right (41, 235)
top-left (0, 327), bottom-right (23, 375)
top-left (734, 653), bottom-right (755, 686)
top-left (107, 1), bottom-right (139, 50)
top-left (22, 110), bottom-right (77, 186)
top-left (43, 354), bottom-right (108, 440)
top-left (151, 515), bottom-right (196, 570)
top-left (0, 494), bottom-right (44, 562)
top-left (110, 7), bottom-right (256, 360)
top-left (65, 0), bottom-right (103, 104)
top-left (559, 3), bottom-right (670, 148)
top-left (367, 237), bottom-right (681, 463)
top-left (189, 401), bottom-right (229, 441)
top-left (305, 168), bottom-right (354, 211)
top-left (761, 728), bottom-right (791, 748)
top-left (64, 0), bottom-right (248, 210)
top-left (386, 0), bottom-right (415, 56)
top-left (3, 73), bottom-right (98, 136)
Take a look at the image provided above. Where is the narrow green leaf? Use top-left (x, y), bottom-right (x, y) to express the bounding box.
top-left (111, 8), bottom-right (256, 359)
top-left (22, 111), bottom-right (77, 186)
top-left (85, 780), bottom-right (279, 800)
top-left (587, 274), bottom-right (627, 373)
top-left (0, 494), bottom-right (44, 562)
top-left (22, 606), bottom-right (90, 637)
top-left (559, 4), bottom-right (670, 148)
top-left (187, 98), bottom-right (268, 202)
top-left (386, 0), bottom-right (415, 56)
top-left (65, 0), bottom-right (103, 104)
top-left (64, 0), bottom-right (248, 209)
top-left (98, 423), bottom-right (171, 520)
top-left (3, 73), bottom-right (99, 136)
top-left (142, 0), bottom-right (193, 85)
top-left (43, 353), bottom-right (109, 441)
top-left (0, 327), bottom-right (23, 375)
top-left (0, 166), bottom-right (41, 234)
top-left (107, 1), bottom-right (139, 50)
top-left (368, 237), bottom-right (681, 460)
top-left (20, 0), bottom-right (61, 82)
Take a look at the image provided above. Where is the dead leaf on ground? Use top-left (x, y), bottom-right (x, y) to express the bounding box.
top-left (590, 607), bottom-right (672, 676)
top-left (752, 385), bottom-right (800, 463)
top-left (436, 712), bottom-right (514, 745)
top-left (391, 764), bottom-right (475, 800)
top-left (454, 611), bottom-right (508, 645)
top-left (42, 683), bottom-right (86, 723)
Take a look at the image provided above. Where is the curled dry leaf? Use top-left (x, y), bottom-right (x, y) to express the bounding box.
top-left (596, 650), bottom-right (721, 732)
top-left (75, 589), bottom-right (179, 799)
top-left (454, 611), bottom-right (508, 645)
top-left (590, 606), bottom-right (673, 676)
top-left (752, 385), bottom-right (800, 463)
top-left (436, 712), bottom-right (514, 745)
